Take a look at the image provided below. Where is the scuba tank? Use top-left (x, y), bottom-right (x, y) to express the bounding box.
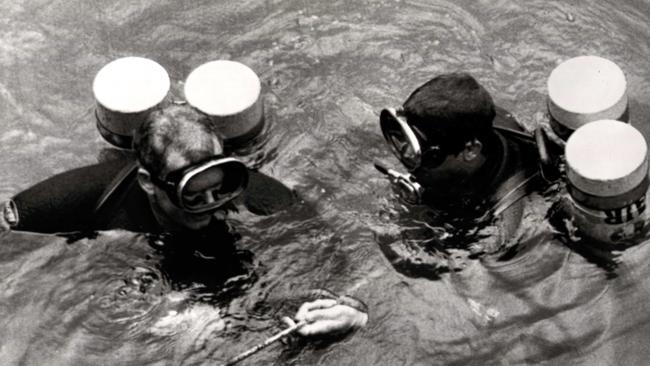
top-left (546, 55), bottom-right (629, 141)
top-left (564, 120), bottom-right (649, 246)
top-left (93, 57), bottom-right (171, 150)
top-left (184, 60), bottom-right (265, 151)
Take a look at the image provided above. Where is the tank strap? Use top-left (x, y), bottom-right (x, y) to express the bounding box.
top-left (491, 170), bottom-right (540, 217)
top-left (484, 108), bottom-right (550, 217)
top-left (493, 125), bottom-right (535, 141)
top-left (487, 126), bottom-right (541, 217)
top-left (93, 160), bottom-right (138, 215)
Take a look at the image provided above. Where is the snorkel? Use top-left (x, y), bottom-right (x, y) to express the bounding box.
top-left (374, 160), bottom-right (424, 204)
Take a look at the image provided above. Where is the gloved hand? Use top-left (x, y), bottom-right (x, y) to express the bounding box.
top-left (282, 298), bottom-right (368, 337)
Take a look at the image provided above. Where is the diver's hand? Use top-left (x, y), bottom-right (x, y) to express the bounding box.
top-left (283, 298), bottom-right (368, 337)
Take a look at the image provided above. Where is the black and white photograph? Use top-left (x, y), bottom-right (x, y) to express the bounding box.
top-left (0, 1), bottom-right (649, 365)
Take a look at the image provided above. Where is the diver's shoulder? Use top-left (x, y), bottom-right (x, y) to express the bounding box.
top-left (490, 107), bottom-right (544, 225)
top-left (494, 105), bottom-right (526, 133)
top-left (243, 170), bottom-right (297, 215)
top-left (493, 106), bottom-right (538, 166)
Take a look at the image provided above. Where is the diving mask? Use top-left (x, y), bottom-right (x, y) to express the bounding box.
top-left (379, 108), bottom-right (446, 171)
top-left (151, 156), bottom-right (248, 213)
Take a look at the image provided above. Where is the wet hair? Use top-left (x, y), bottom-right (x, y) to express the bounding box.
top-left (402, 72), bottom-right (496, 155)
top-left (133, 105), bottom-right (223, 179)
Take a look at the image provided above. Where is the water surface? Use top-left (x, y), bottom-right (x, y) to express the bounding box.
top-left (1, 0), bottom-right (650, 365)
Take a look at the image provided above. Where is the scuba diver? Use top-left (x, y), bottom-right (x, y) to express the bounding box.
top-left (375, 72), bottom-right (552, 276)
top-left (378, 72), bottom-right (545, 224)
top-left (1, 102), bottom-right (367, 337)
top-left (1, 56), bottom-right (368, 339)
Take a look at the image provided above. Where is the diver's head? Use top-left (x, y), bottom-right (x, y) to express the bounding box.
top-left (133, 104), bottom-right (248, 231)
top-left (381, 73), bottom-right (496, 191)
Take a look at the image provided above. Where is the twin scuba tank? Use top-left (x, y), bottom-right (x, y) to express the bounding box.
top-left (91, 57), bottom-right (266, 215)
top-left (93, 57), bottom-right (265, 153)
top-left (547, 55), bottom-right (649, 246)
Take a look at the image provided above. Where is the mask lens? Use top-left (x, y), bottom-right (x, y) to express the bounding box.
top-left (380, 108), bottom-right (421, 170)
top-left (180, 159), bottom-right (248, 213)
top-left (410, 123), bottom-right (445, 169)
top-left (398, 140), bottom-right (419, 169)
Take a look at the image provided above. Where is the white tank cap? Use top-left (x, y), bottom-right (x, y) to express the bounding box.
top-left (566, 119), bottom-right (647, 197)
top-left (548, 56), bottom-right (627, 130)
top-left (93, 56), bottom-right (170, 114)
top-left (184, 60), bottom-right (263, 143)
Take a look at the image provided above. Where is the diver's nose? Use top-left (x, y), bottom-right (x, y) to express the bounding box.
top-left (203, 190), bottom-right (216, 204)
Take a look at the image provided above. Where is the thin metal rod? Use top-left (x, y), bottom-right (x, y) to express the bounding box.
top-left (219, 321), bottom-right (307, 366)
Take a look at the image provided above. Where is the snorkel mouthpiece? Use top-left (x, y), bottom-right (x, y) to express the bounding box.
top-left (374, 161), bottom-right (424, 204)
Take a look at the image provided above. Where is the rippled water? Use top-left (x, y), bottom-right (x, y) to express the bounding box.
top-left (2, 0), bottom-right (650, 365)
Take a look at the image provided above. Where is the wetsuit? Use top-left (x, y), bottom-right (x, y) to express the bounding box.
top-left (471, 107), bottom-right (542, 239)
top-left (2, 156), bottom-right (297, 291)
top-left (6, 156), bottom-right (295, 234)
top-left (5, 155), bottom-right (369, 322)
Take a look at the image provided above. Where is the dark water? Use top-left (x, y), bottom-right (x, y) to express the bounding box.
top-left (2, 0), bottom-right (650, 365)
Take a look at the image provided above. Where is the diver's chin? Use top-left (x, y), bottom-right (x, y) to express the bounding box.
top-left (212, 209), bottom-right (227, 221)
top-left (183, 209), bottom-right (228, 230)
top-left (182, 212), bottom-right (213, 230)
